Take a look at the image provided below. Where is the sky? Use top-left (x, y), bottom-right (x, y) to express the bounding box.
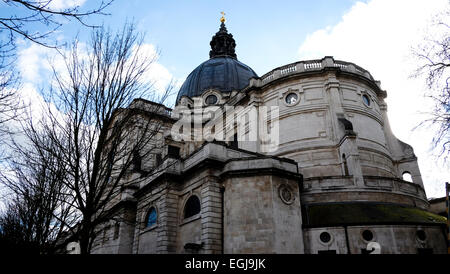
top-left (3, 0), bottom-right (450, 198)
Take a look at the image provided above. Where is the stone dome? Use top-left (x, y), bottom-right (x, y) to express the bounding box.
top-left (176, 22), bottom-right (258, 104)
top-left (176, 57), bottom-right (258, 103)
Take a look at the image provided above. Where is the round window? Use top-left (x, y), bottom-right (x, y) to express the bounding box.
top-left (319, 232), bottom-right (331, 243)
top-left (416, 230), bottom-right (426, 241)
top-left (285, 93), bottom-right (298, 105)
top-left (205, 94), bottom-right (218, 105)
top-left (362, 94), bottom-right (371, 106)
top-left (362, 230), bottom-right (373, 241)
top-left (402, 172), bottom-right (413, 182)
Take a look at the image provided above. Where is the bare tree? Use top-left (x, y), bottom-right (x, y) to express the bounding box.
top-left (0, 0), bottom-right (113, 48)
top-left (0, 28), bottom-right (22, 160)
top-left (0, 200), bottom-right (39, 253)
top-left (0, 125), bottom-right (76, 253)
top-left (0, 1), bottom-right (172, 254)
top-left (412, 5), bottom-right (450, 161)
top-left (0, 58), bottom-right (20, 151)
top-left (9, 23), bottom-right (172, 254)
top-left (0, 0), bottom-right (113, 161)
top-left (0, 190), bottom-right (71, 254)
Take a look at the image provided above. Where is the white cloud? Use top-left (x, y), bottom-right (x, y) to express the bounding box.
top-left (17, 42), bottom-right (75, 97)
top-left (134, 44), bottom-right (181, 100)
top-left (48, 0), bottom-right (86, 10)
top-left (17, 44), bottom-right (53, 84)
top-left (18, 41), bottom-right (178, 95)
top-left (298, 0), bottom-right (450, 198)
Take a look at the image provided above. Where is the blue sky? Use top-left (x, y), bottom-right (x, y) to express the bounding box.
top-left (118, 0), bottom-right (361, 78)
top-left (55, 0), bottom-right (362, 79)
top-left (4, 0), bottom-right (450, 198)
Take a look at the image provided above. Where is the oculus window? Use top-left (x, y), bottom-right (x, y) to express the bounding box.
top-left (285, 93), bottom-right (298, 105)
top-left (319, 232), bottom-right (331, 243)
top-left (416, 230), bottom-right (427, 241)
top-left (362, 230), bottom-right (373, 241)
top-left (205, 94), bottom-right (218, 105)
top-left (402, 172), bottom-right (413, 182)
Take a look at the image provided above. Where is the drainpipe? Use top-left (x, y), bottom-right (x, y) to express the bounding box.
top-left (344, 225), bottom-right (351, 254)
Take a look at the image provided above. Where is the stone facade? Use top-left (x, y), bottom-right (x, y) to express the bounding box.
top-left (303, 225), bottom-right (446, 254)
top-left (86, 24), bottom-right (447, 254)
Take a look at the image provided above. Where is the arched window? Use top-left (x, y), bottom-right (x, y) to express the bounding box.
top-left (184, 195), bottom-right (201, 219)
top-left (362, 94), bottom-right (371, 106)
top-left (146, 207), bottom-right (157, 227)
top-left (402, 172), bottom-right (413, 182)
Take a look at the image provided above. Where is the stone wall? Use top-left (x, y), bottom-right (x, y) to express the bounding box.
top-left (88, 57), bottom-right (439, 255)
top-left (303, 225), bottom-right (447, 254)
top-left (91, 204), bottom-right (136, 254)
top-left (223, 174), bottom-right (303, 253)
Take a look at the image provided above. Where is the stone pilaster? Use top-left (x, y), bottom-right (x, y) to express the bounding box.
top-left (200, 177), bottom-right (223, 254)
top-left (323, 69), bottom-right (343, 142)
top-left (156, 186), bottom-right (179, 253)
top-left (339, 134), bottom-right (365, 187)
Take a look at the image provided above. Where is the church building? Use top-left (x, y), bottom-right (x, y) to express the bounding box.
top-left (88, 17), bottom-right (447, 254)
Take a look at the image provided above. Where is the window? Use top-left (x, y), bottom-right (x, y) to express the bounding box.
top-left (285, 92), bottom-right (298, 105)
top-left (146, 207), bottom-right (157, 227)
top-left (205, 94), bottom-right (218, 105)
top-left (319, 232), bottom-right (331, 243)
top-left (230, 133), bottom-right (238, 149)
top-left (184, 195), bottom-right (201, 219)
top-left (168, 145), bottom-right (180, 158)
top-left (402, 172), bottom-right (413, 182)
top-left (155, 153), bottom-right (162, 166)
top-left (342, 154), bottom-right (349, 176)
top-left (362, 230), bottom-right (373, 241)
top-left (362, 94), bottom-right (371, 106)
top-left (132, 151), bottom-right (141, 171)
top-left (416, 230), bottom-right (427, 241)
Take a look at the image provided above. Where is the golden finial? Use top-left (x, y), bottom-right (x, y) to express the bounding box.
top-left (220, 11), bottom-right (226, 23)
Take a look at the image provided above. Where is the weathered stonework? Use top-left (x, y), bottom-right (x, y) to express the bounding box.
top-left (84, 24), bottom-right (447, 254)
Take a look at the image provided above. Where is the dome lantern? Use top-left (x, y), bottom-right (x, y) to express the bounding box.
top-left (209, 19), bottom-right (237, 59)
top-left (176, 17), bottom-right (257, 104)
